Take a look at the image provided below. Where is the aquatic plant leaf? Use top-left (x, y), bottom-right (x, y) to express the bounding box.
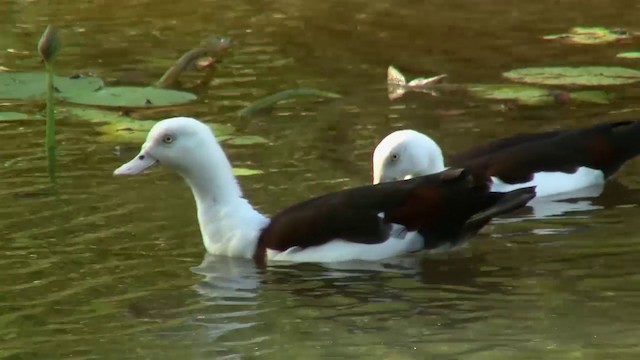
top-left (63, 86), bottom-right (197, 108)
top-left (569, 90), bottom-right (613, 104)
top-left (617, 51), bottom-right (640, 59)
top-left (0, 72), bottom-right (104, 100)
top-left (468, 84), bottom-right (550, 105)
top-left (503, 66), bottom-right (640, 86)
top-left (0, 111), bottom-right (32, 121)
top-left (224, 135), bottom-right (269, 145)
top-left (469, 84), bottom-right (612, 105)
top-left (232, 168), bottom-right (264, 176)
top-left (238, 88), bottom-right (342, 118)
top-left (543, 27), bottom-right (631, 44)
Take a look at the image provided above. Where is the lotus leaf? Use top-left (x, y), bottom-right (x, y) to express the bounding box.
top-left (0, 72), bottom-right (104, 100)
top-left (0, 111), bottom-right (32, 121)
top-left (543, 27), bottom-right (631, 44)
top-left (617, 52), bottom-right (640, 59)
top-left (503, 66), bottom-right (640, 86)
top-left (469, 84), bottom-right (612, 105)
top-left (63, 86), bottom-right (197, 108)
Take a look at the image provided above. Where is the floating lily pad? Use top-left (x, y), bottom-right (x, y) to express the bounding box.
top-left (225, 135), bottom-right (269, 145)
top-left (63, 86), bottom-right (197, 108)
top-left (0, 111), bottom-right (32, 121)
top-left (469, 84), bottom-right (550, 105)
top-left (617, 52), bottom-right (640, 59)
top-left (0, 72), bottom-right (104, 100)
top-left (469, 84), bottom-right (612, 105)
top-left (570, 90), bottom-right (613, 104)
top-left (543, 27), bottom-right (631, 44)
top-left (503, 66), bottom-right (640, 86)
top-left (232, 168), bottom-right (264, 176)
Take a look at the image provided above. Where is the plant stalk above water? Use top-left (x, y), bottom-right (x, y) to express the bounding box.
top-left (38, 25), bottom-right (60, 182)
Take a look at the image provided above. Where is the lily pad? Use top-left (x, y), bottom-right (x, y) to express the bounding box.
top-left (0, 111), bottom-right (32, 121)
top-left (232, 168), bottom-right (264, 176)
top-left (543, 27), bottom-right (631, 44)
top-left (503, 66), bottom-right (640, 86)
top-left (469, 84), bottom-right (550, 105)
top-left (617, 52), bottom-right (640, 59)
top-left (569, 90), bottom-right (613, 104)
top-left (0, 72), bottom-right (104, 100)
top-left (469, 84), bottom-right (612, 105)
top-left (63, 86), bottom-right (197, 108)
top-left (224, 135), bottom-right (269, 145)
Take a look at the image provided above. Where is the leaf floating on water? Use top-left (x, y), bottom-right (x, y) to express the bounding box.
top-left (543, 26), bottom-right (633, 45)
top-left (0, 111), bottom-right (34, 121)
top-left (223, 135), bottom-right (269, 145)
top-left (617, 51), bottom-right (640, 59)
top-left (468, 84), bottom-right (612, 105)
top-left (569, 90), bottom-right (613, 104)
top-left (0, 72), bottom-right (104, 100)
top-left (62, 86), bottom-right (197, 108)
top-left (502, 66), bottom-right (640, 86)
top-left (469, 84), bottom-right (550, 105)
top-left (232, 167), bottom-right (264, 176)
top-left (238, 88), bottom-right (342, 118)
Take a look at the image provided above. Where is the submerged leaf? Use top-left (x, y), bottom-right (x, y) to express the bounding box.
top-left (0, 72), bottom-right (104, 100)
top-left (232, 168), bottom-right (264, 176)
top-left (543, 26), bottom-right (631, 44)
top-left (617, 51), bottom-right (640, 59)
top-left (503, 66), bottom-right (640, 86)
top-left (238, 88), bottom-right (342, 118)
top-left (63, 86), bottom-right (197, 108)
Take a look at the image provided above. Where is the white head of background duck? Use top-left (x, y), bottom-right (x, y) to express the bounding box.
top-left (372, 121), bottom-right (640, 198)
top-left (114, 117), bottom-right (535, 265)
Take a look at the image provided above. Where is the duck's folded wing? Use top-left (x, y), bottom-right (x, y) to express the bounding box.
top-left (256, 169), bottom-right (535, 260)
top-left (452, 121), bottom-right (640, 184)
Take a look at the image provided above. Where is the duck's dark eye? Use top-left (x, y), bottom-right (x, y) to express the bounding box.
top-left (138, 155), bottom-right (145, 160)
top-left (390, 153), bottom-right (399, 161)
top-left (163, 135), bottom-right (174, 144)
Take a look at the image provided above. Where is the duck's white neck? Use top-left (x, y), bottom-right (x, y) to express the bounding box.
top-left (179, 141), bottom-right (269, 258)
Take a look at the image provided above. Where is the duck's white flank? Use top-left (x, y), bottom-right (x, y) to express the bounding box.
top-left (114, 117), bottom-right (427, 263)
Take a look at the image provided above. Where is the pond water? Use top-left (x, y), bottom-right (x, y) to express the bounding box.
top-left (3, 0), bottom-right (640, 358)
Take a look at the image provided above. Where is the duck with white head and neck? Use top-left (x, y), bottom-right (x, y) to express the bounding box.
top-left (114, 117), bottom-right (535, 265)
top-left (373, 121), bottom-right (640, 200)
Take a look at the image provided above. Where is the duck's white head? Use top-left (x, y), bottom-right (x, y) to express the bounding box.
top-left (114, 116), bottom-right (241, 203)
top-left (372, 129), bottom-right (445, 184)
top-left (114, 117), bottom-right (220, 176)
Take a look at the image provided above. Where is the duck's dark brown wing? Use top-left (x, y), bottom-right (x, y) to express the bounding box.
top-left (449, 121), bottom-right (640, 184)
top-left (254, 168), bottom-right (535, 264)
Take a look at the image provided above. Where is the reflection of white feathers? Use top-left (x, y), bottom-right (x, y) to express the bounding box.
top-left (387, 65), bottom-right (447, 100)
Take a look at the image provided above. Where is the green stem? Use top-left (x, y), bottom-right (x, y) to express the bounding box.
top-left (45, 61), bottom-right (56, 182)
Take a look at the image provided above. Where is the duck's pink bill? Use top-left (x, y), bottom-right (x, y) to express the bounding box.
top-left (113, 152), bottom-right (157, 176)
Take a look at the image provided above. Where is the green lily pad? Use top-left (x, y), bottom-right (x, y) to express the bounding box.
top-left (543, 27), bottom-right (631, 44)
top-left (65, 107), bottom-right (136, 123)
top-left (469, 84), bottom-right (612, 105)
top-left (469, 84), bottom-right (550, 105)
top-left (503, 66), bottom-right (640, 86)
top-left (617, 52), bottom-right (640, 59)
top-left (93, 117), bottom-right (235, 143)
top-left (0, 111), bottom-right (32, 121)
top-left (232, 168), bottom-right (264, 176)
top-left (224, 135), bottom-right (269, 145)
top-left (63, 86), bottom-right (197, 108)
top-left (0, 72), bottom-right (104, 100)
top-left (570, 90), bottom-right (613, 104)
